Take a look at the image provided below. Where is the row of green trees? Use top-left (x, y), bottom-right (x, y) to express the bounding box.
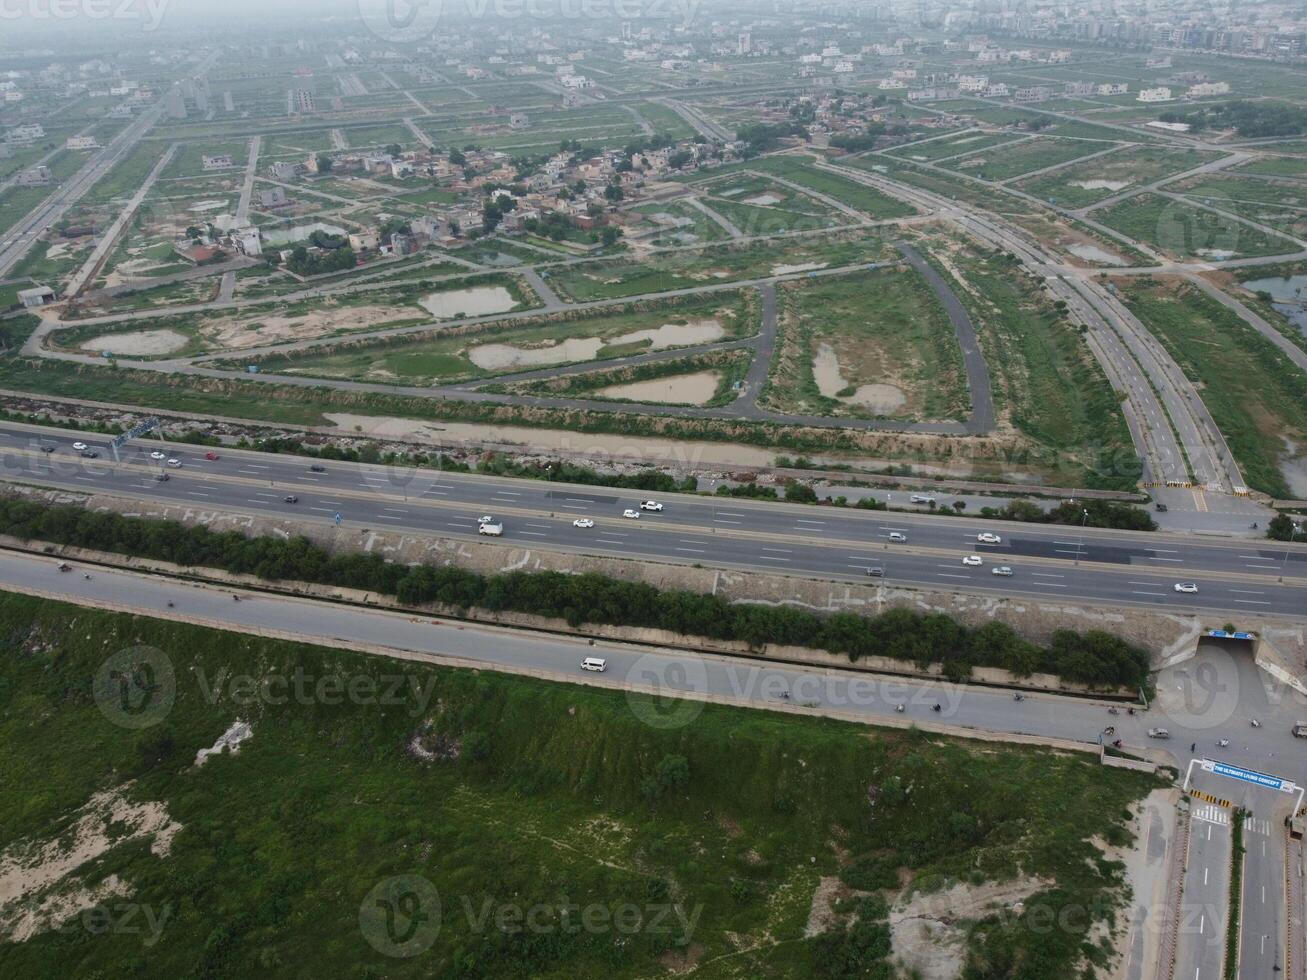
top-left (1, 498), bottom-right (1151, 690)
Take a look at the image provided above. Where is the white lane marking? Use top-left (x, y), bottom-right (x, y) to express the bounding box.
top-left (676, 547), bottom-right (706, 554)
top-left (1148, 556), bottom-right (1183, 563)
top-left (517, 531), bottom-right (546, 537)
top-left (1233, 599), bottom-right (1271, 605)
top-left (525, 522), bottom-right (552, 529)
top-left (1031, 572), bottom-right (1064, 578)
top-left (494, 490), bottom-right (522, 497)
top-left (310, 507), bottom-right (335, 514)
top-left (757, 555), bottom-right (791, 562)
top-left (1132, 590), bottom-right (1165, 597)
top-left (376, 515), bottom-right (406, 522)
top-left (761, 547), bottom-right (791, 554)
top-left (382, 508), bottom-right (409, 514)
top-left (937, 573), bottom-right (971, 580)
top-left (1229, 589), bottom-right (1265, 595)
top-left (1239, 555), bottom-right (1275, 561)
top-left (794, 519), bottom-right (825, 526)
top-left (715, 511), bottom-right (746, 517)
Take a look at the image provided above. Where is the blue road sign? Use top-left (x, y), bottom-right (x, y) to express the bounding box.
top-left (1208, 761), bottom-right (1288, 792)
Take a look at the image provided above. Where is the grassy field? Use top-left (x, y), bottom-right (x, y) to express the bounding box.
top-left (244, 292), bottom-right (757, 386)
top-left (628, 201), bottom-right (734, 246)
top-left (761, 266), bottom-right (969, 422)
top-left (547, 232), bottom-right (896, 303)
top-left (1091, 193), bottom-right (1299, 260)
top-left (1117, 277), bottom-right (1307, 496)
top-left (940, 136), bottom-right (1112, 182)
top-left (885, 130), bottom-right (1026, 163)
top-left (933, 241), bottom-right (1139, 489)
top-left (743, 158), bottom-right (919, 220)
top-left (1235, 156), bottom-right (1307, 178)
top-left (502, 348), bottom-right (753, 408)
top-left (1017, 146), bottom-right (1221, 208)
top-left (0, 592), bottom-right (1158, 979)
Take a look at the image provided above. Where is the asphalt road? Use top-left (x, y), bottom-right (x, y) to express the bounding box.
top-left (1174, 805), bottom-right (1231, 980)
top-left (2, 420), bottom-right (1306, 620)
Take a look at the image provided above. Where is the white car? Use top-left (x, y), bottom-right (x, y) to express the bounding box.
top-left (573, 518), bottom-right (595, 529)
top-left (1174, 582), bottom-right (1198, 594)
top-left (977, 532), bottom-right (1002, 545)
top-left (478, 515), bottom-right (495, 525)
top-left (150, 451), bottom-right (166, 461)
top-left (962, 555), bottom-right (983, 567)
top-left (991, 566), bottom-right (1013, 577)
top-left (72, 441), bottom-right (88, 451)
top-left (910, 495), bottom-right (934, 504)
top-left (640, 501), bottom-right (664, 512)
top-left (887, 531), bottom-right (907, 543)
top-left (622, 509), bottom-right (641, 520)
top-left (166, 458), bottom-right (182, 468)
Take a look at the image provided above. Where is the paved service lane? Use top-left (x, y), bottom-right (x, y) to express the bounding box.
top-left (1, 420), bottom-right (1305, 619)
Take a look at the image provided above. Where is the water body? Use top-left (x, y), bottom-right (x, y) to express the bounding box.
top-left (1242, 274), bottom-right (1307, 337)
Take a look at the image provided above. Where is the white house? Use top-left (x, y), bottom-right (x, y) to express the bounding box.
top-left (1137, 87), bottom-right (1173, 103)
top-left (1187, 82), bottom-right (1230, 98)
top-left (1097, 83), bottom-right (1128, 96)
top-left (202, 154), bottom-right (234, 170)
top-left (18, 286), bottom-right (56, 308)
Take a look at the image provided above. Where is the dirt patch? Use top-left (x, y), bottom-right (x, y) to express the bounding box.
top-left (889, 877), bottom-right (1051, 980)
top-left (596, 370), bottom-right (721, 405)
top-left (202, 303), bottom-right (418, 350)
top-left (194, 719), bottom-right (253, 766)
top-left (0, 783), bottom-right (181, 942)
top-left (81, 329), bottom-right (190, 356)
top-left (805, 875), bottom-right (853, 938)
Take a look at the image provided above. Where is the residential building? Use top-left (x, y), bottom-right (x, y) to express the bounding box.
top-left (957, 74), bottom-right (987, 92)
top-left (1014, 86), bottom-right (1053, 103)
top-left (233, 228), bottom-right (262, 256)
top-left (15, 166), bottom-right (52, 186)
top-left (66, 135), bottom-right (99, 150)
top-left (6, 124), bottom-right (45, 144)
top-left (17, 286), bottom-right (56, 309)
top-left (1137, 87), bottom-right (1173, 103)
top-left (1097, 83), bottom-right (1128, 96)
top-left (982, 83), bottom-right (1009, 97)
top-left (1187, 82), bottom-right (1230, 98)
top-left (348, 231), bottom-right (379, 252)
top-left (202, 154), bottom-right (234, 170)
top-left (510, 112), bottom-right (529, 129)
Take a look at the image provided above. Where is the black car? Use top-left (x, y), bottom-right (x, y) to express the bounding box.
top-left (40, 445), bottom-right (55, 453)
top-left (155, 473), bottom-right (170, 482)
top-left (309, 464), bottom-right (326, 473)
top-left (80, 450), bottom-right (99, 459)
top-left (284, 495), bottom-right (299, 504)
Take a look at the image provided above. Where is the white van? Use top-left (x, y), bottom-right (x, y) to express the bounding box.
top-left (478, 522), bottom-right (504, 537)
top-left (580, 657), bottom-right (607, 672)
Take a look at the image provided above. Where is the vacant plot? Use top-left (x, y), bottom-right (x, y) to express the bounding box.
top-left (941, 136), bottom-right (1113, 182)
top-left (699, 174), bottom-right (852, 234)
top-left (1117, 276), bottom-right (1307, 496)
top-left (246, 293), bottom-right (756, 386)
top-left (885, 130), bottom-right (1026, 162)
top-left (762, 266), bottom-right (968, 422)
top-left (745, 157), bottom-right (919, 219)
top-left (503, 349), bottom-right (753, 408)
top-left (1236, 156), bottom-right (1307, 178)
top-left (1092, 193), bottom-right (1299, 260)
top-left (548, 232), bottom-right (896, 303)
top-left (628, 200), bottom-right (734, 246)
top-left (1017, 146), bottom-right (1221, 207)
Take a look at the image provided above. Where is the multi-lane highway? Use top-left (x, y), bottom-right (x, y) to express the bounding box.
top-left (0, 420), bottom-right (1304, 620)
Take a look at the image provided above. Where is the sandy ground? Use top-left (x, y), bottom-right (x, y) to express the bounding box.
top-left (771, 262), bottom-right (828, 276)
top-left (81, 329), bottom-right (191, 356)
top-left (1070, 179), bottom-right (1131, 192)
top-left (0, 784), bottom-right (181, 942)
top-left (596, 370), bottom-right (720, 405)
top-left (419, 285), bottom-right (518, 319)
top-left (195, 720), bottom-right (253, 766)
top-left (324, 413), bottom-right (779, 467)
top-left (813, 343), bottom-right (908, 413)
top-left (203, 303), bottom-right (417, 350)
top-left (1105, 788), bottom-right (1179, 980)
top-left (889, 876), bottom-right (1052, 980)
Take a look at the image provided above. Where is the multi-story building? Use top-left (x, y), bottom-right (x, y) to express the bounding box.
top-left (1137, 87), bottom-right (1173, 103)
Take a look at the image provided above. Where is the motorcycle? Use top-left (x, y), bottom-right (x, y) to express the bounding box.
top-left (1013, 693), bottom-right (1025, 702)
top-left (1217, 739), bottom-right (1230, 747)
top-left (895, 704), bottom-right (905, 713)
top-left (1104, 726), bottom-right (1116, 736)
top-left (57, 563), bottom-right (70, 573)
top-left (932, 704), bottom-right (942, 713)
top-left (1251, 719), bottom-right (1261, 728)
top-left (1108, 707), bottom-right (1119, 715)
top-left (1127, 707), bottom-right (1135, 715)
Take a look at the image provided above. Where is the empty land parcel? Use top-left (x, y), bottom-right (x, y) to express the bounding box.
top-left (761, 265), bottom-right (969, 422)
top-left (239, 292), bottom-right (757, 387)
top-left (1016, 146), bottom-right (1223, 207)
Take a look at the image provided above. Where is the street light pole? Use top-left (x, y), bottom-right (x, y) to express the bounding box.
top-left (1279, 524), bottom-right (1300, 584)
top-left (1075, 508), bottom-right (1089, 567)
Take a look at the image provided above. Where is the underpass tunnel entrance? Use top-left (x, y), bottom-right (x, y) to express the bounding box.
top-left (1196, 630), bottom-right (1259, 661)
